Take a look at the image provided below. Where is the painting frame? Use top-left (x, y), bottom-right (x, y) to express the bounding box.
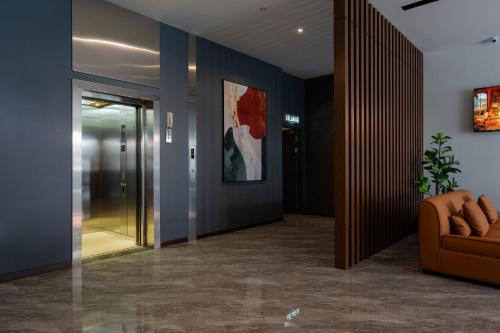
top-left (473, 85), bottom-right (500, 132)
top-left (222, 79), bottom-right (267, 183)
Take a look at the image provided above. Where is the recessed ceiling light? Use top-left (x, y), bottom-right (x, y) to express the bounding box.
top-left (297, 28), bottom-right (304, 34)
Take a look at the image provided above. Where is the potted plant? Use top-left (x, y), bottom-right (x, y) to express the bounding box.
top-left (416, 133), bottom-right (461, 196)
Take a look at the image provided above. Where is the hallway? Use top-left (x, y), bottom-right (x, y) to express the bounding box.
top-left (1, 215), bottom-right (499, 332)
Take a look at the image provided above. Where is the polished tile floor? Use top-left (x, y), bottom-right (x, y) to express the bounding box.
top-left (1, 215), bottom-right (500, 332)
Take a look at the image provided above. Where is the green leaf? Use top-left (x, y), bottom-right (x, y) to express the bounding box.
top-left (416, 175), bottom-right (430, 194)
top-left (417, 133), bottom-right (461, 196)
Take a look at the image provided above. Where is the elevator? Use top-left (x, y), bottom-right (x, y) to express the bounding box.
top-left (80, 91), bottom-right (154, 258)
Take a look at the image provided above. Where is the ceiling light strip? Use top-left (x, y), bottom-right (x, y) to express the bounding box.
top-left (72, 37), bottom-right (160, 55)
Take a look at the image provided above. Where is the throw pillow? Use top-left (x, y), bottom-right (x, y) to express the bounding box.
top-left (478, 194), bottom-right (498, 224)
top-left (449, 215), bottom-right (472, 237)
top-left (463, 201), bottom-right (490, 237)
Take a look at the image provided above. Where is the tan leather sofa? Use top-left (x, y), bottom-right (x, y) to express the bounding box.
top-left (419, 190), bottom-right (500, 285)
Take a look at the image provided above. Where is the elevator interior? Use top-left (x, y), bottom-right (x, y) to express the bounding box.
top-left (81, 92), bottom-right (154, 258)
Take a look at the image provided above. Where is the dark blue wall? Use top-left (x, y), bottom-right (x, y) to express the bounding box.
top-left (0, 4), bottom-right (189, 275)
top-left (0, 0), bottom-right (73, 275)
top-left (196, 38), bottom-right (284, 235)
top-left (282, 72), bottom-right (305, 126)
top-left (281, 73), bottom-right (306, 211)
top-left (159, 24), bottom-right (189, 242)
top-left (0, 2), bottom-right (302, 277)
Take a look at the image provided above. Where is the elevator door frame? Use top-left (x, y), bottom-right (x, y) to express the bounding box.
top-left (72, 80), bottom-right (161, 265)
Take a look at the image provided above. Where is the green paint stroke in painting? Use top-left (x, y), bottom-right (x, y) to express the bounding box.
top-left (224, 128), bottom-right (247, 182)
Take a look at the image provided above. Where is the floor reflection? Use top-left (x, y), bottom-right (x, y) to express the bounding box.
top-left (1, 215), bottom-right (500, 332)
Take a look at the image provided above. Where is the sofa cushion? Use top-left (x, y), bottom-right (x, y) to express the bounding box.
top-left (442, 234), bottom-right (500, 260)
top-left (450, 215), bottom-right (471, 236)
top-left (422, 190), bottom-right (474, 237)
top-left (463, 201), bottom-right (490, 237)
top-left (478, 194), bottom-right (498, 224)
top-left (486, 222), bottom-right (500, 236)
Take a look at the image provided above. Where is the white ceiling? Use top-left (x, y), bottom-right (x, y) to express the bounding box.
top-left (107, 0), bottom-right (333, 79)
top-left (369, 0), bottom-right (500, 53)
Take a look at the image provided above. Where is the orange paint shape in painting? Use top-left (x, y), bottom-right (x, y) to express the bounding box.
top-left (236, 87), bottom-right (266, 140)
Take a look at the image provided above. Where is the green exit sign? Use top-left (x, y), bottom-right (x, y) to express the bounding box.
top-left (285, 114), bottom-right (300, 125)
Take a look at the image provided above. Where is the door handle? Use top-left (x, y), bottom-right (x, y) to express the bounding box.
top-left (121, 182), bottom-right (127, 196)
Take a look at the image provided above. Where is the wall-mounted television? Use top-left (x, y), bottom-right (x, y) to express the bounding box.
top-left (474, 85), bottom-right (500, 132)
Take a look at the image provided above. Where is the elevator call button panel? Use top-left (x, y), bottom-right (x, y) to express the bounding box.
top-left (121, 125), bottom-right (127, 151)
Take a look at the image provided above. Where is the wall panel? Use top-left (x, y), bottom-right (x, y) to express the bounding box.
top-left (159, 24), bottom-right (189, 243)
top-left (196, 38), bottom-right (283, 236)
top-left (0, 0), bottom-right (72, 277)
top-left (334, 0), bottom-right (423, 269)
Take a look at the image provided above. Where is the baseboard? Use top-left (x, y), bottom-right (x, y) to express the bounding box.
top-left (1, 219), bottom-right (285, 281)
top-left (295, 211), bottom-right (335, 218)
top-left (161, 237), bottom-right (188, 248)
top-left (161, 218), bottom-right (284, 247)
top-left (0, 261), bottom-right (72, 283)
top-left (198, 217), bottom-right (284, 240)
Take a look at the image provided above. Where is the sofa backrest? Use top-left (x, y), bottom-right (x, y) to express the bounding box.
top-left (419, 189), bottom-right (474, 270)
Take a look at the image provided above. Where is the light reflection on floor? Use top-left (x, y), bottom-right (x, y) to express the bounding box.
top-left (82, 229), bottom-right (138, 258)
top-left (1, 215), bottom-right (500, 332)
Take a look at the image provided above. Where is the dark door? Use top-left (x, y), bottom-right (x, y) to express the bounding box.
top-left (282, 128), bottom-right (301, 213)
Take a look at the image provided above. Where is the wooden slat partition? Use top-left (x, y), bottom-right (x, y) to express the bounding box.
top-left (334, 0), bottom-right (423, 269)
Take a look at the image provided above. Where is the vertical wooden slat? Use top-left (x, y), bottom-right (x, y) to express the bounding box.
top-left (396, 27), bottom-right (401, 242)
top-left (350, 0), bottom-right (356, 265)
top-left (413, 41), bottom-right (416, 231)
top-left (402, 34), bottom-right (407, 236)
top-left (354, 0), bottom-right (360, 264)
top-left (333, 0), bottom-right (350, 270)
top-left (390, 25), bottom-right (395, 244)
top-left (366, 3), bottom-right (373, 259)
top-left (384, 17), bottom-right (388, 249)
top-left (376, 13), bottom-right (381, 253)
top-left (370, 7), bottom-right (376, 257)
top-left (334, 0), bottom-right (424, 268)
top-left (359, 0), bottom-right (366, 261)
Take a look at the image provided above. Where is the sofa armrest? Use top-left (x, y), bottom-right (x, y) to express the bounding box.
top-left (419, 201), bottom-right (441, 271)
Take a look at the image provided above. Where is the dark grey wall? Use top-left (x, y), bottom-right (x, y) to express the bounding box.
top-left (425, 44), bottom-right (500, 207)
top-left (282, 73), bottom-right (305, 124)
top-left (305, 74), bottom-right (334, 216)
top-left (0, 0), bottom-right (73, 275)
top-left (196, 38), bottom-right (283, 235)
top-left (159, 24), bottom-right (189, 242)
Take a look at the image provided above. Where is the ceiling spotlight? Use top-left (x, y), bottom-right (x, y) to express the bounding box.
top-left (259, 6), bottom-right (268, 11)
top-left (297, 27), bottom-right (304, 34)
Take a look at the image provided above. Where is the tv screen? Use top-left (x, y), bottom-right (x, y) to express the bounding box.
top-left (474, 85), bottom-right (500, 132)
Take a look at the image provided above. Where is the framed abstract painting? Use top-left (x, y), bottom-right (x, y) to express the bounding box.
top-left (223, 80), bottom-right (267, 182)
